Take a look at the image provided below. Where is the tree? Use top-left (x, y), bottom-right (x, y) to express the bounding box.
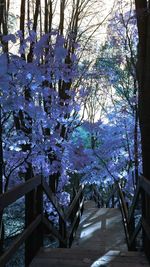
top-left (0, 0), bottom-right (113, 257)
top-left (135, 0), bottom-right (150, 257)
top-left (135, 0), bottom-right (150, 178)
top-left (93, 0), bottom-right (140, 187)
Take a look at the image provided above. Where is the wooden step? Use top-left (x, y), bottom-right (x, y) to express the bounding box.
top-left (72, 207), bottom-right (127, 251)
top-left (30, 248), bottom-right (150, 267)
top-left (30, 205), bottom-right (150, 266)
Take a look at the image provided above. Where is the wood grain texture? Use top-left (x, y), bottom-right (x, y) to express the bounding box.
top-left (30, 203), bottom-right (150, 267)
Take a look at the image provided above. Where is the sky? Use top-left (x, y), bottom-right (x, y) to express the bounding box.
top-left (9, 0), bottom-right (115, 35)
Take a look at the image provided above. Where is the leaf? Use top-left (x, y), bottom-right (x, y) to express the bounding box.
top-left (2, 34), bottom-right (16, 43)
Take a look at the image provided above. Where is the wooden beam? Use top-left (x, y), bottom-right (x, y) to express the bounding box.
top-left (0, 176), bottom-right (41, 212)
top-left (42, 216), bottom-right (66, 246)
top-left (66, 185), bottom-right (84, 220)
top-left (0, 215), bottom-right (42, 267)
top-left (67, 197), bottom-right (84, 244)
top-left (142, 218), bottom-right (150, 241)
top-left (128, 182), bottom-right (140, 224)
top-left (140, 175), bottom-right (150, 196)
top-left (42, 180), bottom-right (65, 223)
top-left (118, 185), bottom-right (129, 223)
top-left (129, 218), bottom-right (142, 250)
top-left (119, 197), bottom-right (130, 249)
top-left (105, 184), bottom-right (118, 206)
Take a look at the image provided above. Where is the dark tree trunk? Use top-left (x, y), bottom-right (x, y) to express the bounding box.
top-left (135, 1), bottom-right (150, 176)
top-left (135, 0), bottom-right (150, 259)
top-left (20, 0), bottom-right (26, 59)
top-left (27, 0), bottom-right (40, 62)
top-left (20, 2), bottom-right (36, 264)
top-left (0, 106), bottom-right (4, 255)
top-left (0, 0), bottom-right (8, 253)
top-left (134, 104), bottom-right (139, 185)
top-left (0, 0), bottom-right (8, 52)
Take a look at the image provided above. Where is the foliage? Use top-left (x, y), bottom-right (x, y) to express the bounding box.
top-left (0, 0), bottom-right (141, 233)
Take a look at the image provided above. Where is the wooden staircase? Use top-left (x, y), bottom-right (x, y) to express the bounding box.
top-left (30, 248), bottom-right (149, 267)
top-left (1, 176), bottom-right (150, 266)
top-left (30, 202), bottom-right (150, 267)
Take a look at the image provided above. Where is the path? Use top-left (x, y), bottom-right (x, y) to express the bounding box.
top-left (30, 201), bottom-right (150, 267)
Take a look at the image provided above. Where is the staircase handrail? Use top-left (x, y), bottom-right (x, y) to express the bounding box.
top-left (0, 176), bottom-right (85, 266)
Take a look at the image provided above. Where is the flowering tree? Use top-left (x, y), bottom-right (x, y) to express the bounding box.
top-left (67, 0), bottom-right (141, 199)
top-left (91, 0), bottom-right (140, 186)
top-left (0, 1), bottom-right (142, 258)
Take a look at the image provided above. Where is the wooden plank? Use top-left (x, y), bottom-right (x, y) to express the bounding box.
top-left (92, 185), bottom-right (104, 206)
top-left (129, 218), bottom-right (142, 249)
top-left (67, 198), bottom-right (84, 242)
top-left (118, 185), bottom-right (129, 223)
top-left (30, 258), bottom-right (150, 267)
top-left (59, 215), bottom-right (67, 248)
top-left (0, 176), bottom-right (41, 212)
top-left (128, 182), bottom-right (140, 224)
top-left (42, 180), bottom-right (65, 223)
top-left (0, 215), bottom-right (42, 267)
top-left (140, 175), bottom-right (150, 196)
top-left (35, 184), bottom-right (43, 253)
top-left (66, 185), bottom-right (84, 220)
top-left (30, 249), bottom-right (150, 267)
top-left (34, 248), bottom-right (148, 257)
top-left (25, 170), bottom-right (37, 266)
top-left (37, 248), bottom-right (114, 258)
top-left (105, 184), bottom-right (118, 206)
top-left (142, 218), bottom-right (150, 241)
top-left (29, 200), bottom-right (150, 267)
top-left (119, 198), bottom-right (130, 249)
top-left (42, 216), bottom-right (66, 246)
top-left (72, 207), bottom-right (127, 250)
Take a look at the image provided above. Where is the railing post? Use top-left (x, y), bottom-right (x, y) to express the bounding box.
top-left (145, 193), bottom-right (150, 260)
top-left (80, 189), bottom-right (84, 215)
top-left (111, 195), bottom-right (114, 208)
top-left (111, 185), bottom-right (114, 208)
top-left (59, 216), bottom-right (67, 247)
top-left (35, 179), bottom-right (43, 253)
top-left (125, 190), bottom-right (136, 250)
top-left (70, 187), bottom-right (77, 223)
top-left (128, 215), bottom-right (136, 250)
top-left (72, 187), bottom-right (76, 201)
top-left (25, 195), bottom-right (35, 267)
top-left (0, 215), bottom-right (4, 256)
top-left (97, 191), bottom-right (101, 208)
top-left (141, 187), bottom-right (149, 258)
top-left (25, 169), bottom-right (37, 267)
top-left (77, 190), bottom-right (80, 225)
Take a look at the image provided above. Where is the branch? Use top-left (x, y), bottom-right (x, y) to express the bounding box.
top-left (93, 149), bottom-right (116, 181)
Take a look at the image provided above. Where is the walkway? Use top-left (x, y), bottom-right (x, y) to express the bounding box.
top-left (72, 201), bottom-right (127, 251)
top-left (30, 201), bottom-right (150, 267)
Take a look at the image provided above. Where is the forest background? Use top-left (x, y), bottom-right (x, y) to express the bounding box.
top-left (0, 0), bottom-right (139, 264)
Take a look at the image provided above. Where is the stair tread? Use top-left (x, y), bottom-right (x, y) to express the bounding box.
top-left (30, 205), bottom-right (150, 267)
top-left (30, 249), bottom-right (149, 267)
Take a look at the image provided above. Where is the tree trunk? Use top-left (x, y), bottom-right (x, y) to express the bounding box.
top-left (0, 106), bottom-right (4, 255)
top-left (135, 0), bottom-right (150, 259)
top-left (0, 0), bottom-right (8, 253)
top-left (134, 104), bottom-right (139, 185)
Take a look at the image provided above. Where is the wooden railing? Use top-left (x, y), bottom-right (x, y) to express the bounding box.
top-left (0, 176), bottom-right (84, 267)
top-left (92, 176), bottom-right (150, 261)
